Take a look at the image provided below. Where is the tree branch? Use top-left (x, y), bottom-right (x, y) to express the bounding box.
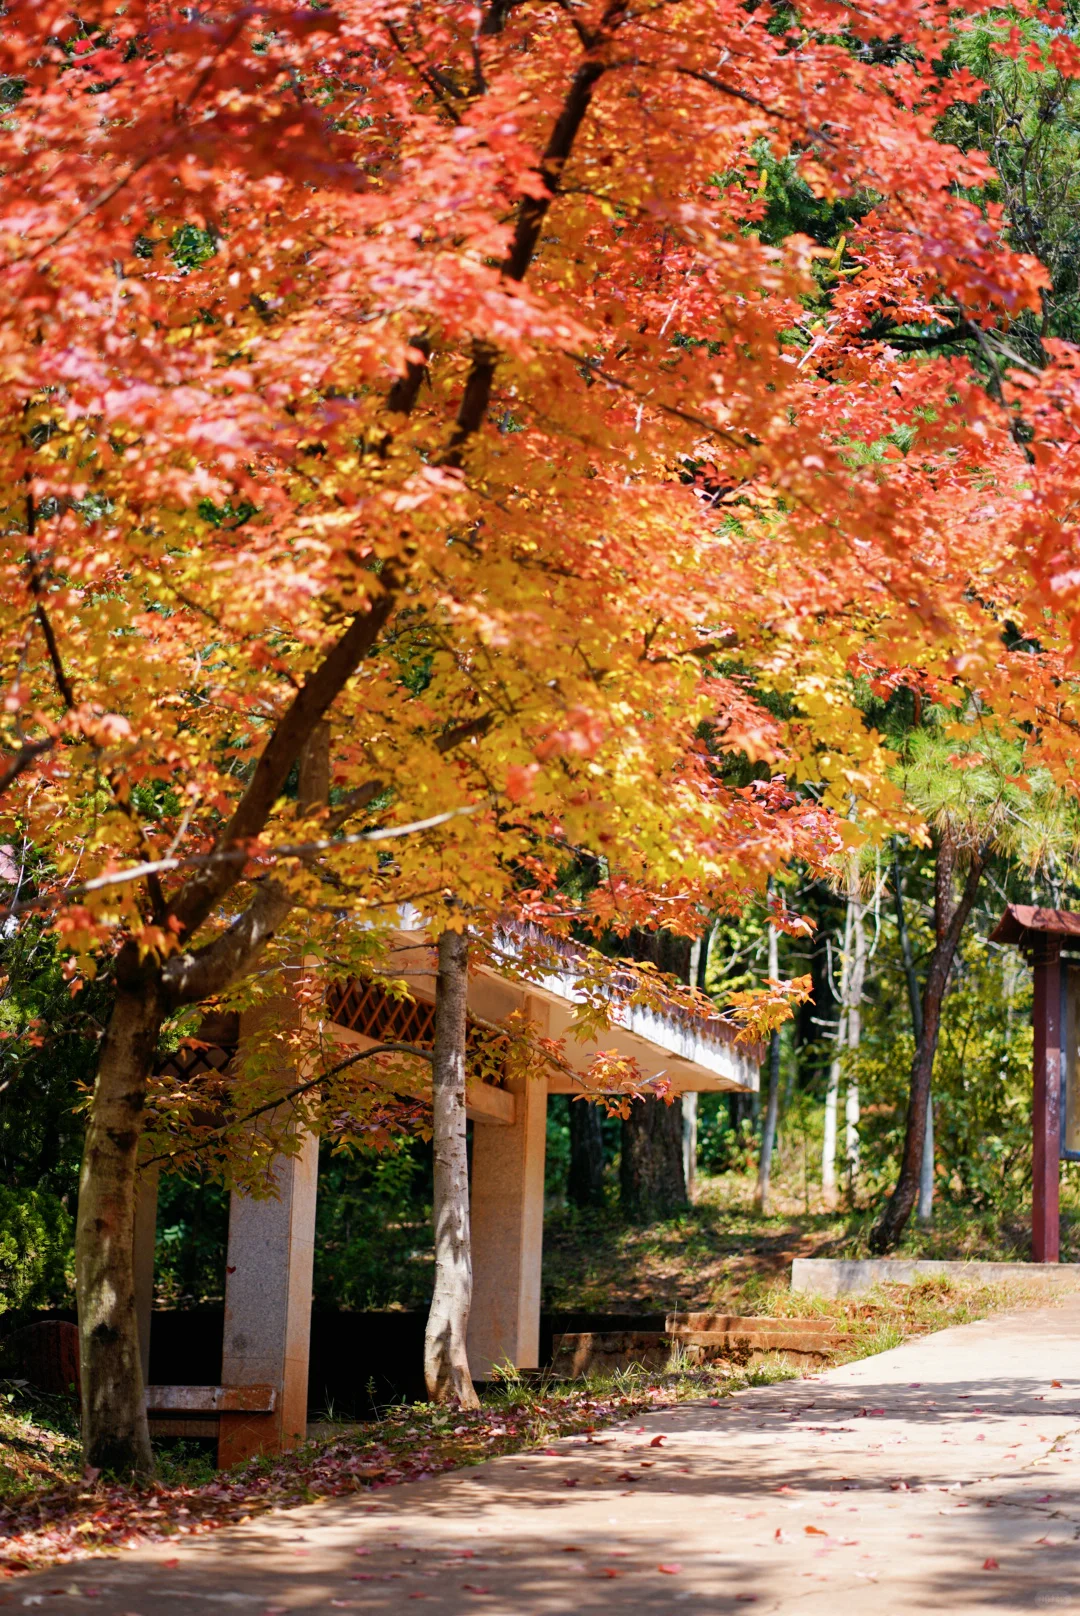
top-left (167, 574), bottom-right (399, 940)
top-left (445, 0), bottom-right (632, 463)
top-left (0, 735), bottom-right (56, 799)
top-left (142, 1039), bottom-right (434, 1171)
top-left (162, 879), bottom-right (294, 1007)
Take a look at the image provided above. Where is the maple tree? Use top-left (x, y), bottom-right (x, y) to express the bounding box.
top-left (4, 0), bottom-right (1080, 1476)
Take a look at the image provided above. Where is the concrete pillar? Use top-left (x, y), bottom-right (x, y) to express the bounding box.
top-left (467, 1002), bottom-right (548, 1379)
top-left (218, 1128), bottom-right (319, 1466)
top-left (1033, 937), bottom-right (1062, 1263)
top-left (133, 1163), bottom-right (159, 1389)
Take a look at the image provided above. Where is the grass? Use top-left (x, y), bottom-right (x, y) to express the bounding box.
top-left (540, 1166), bottom-right (1080, 1314)
top-left (0, 1379), bottom-right (81, 1511)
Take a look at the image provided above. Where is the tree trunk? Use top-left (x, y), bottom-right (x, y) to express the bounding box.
top-left (620, 1095), bottom-right (687, 1220)
top-left (619, 926), bottom-right (693, 1219)
top-left (681, 926), bottom-right (710, 1204)
top-left (76, 610), bottom-right (391, 1469)
top-left (424, 928), bottom-right (479, 1406)
top-left (75, 955), bottom-right (164, 1476)
top-left (822, 858), bottom-right (867, 1205)
top-left (682, 1091), bottom-right (698, 1202)
top-left (821, 889), bottom-right (853, 1206)
top-left (870, 833), bottom-right (986, 1252)
top-left (844, 866), bottom-right (868, 1195)
top-left (755, 908), bottom-right (782, 1212)
top-left (918, 1100), bottom-right (935, 1226)
top-left (892, 844), bottom-right (935, 1224)
top-left (568, 1096), bottom-right (605, 1208)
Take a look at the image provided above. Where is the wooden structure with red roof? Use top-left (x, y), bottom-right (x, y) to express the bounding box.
top-left (989, 905), bottom-right (1080, 1262)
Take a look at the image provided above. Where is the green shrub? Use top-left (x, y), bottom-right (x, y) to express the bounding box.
top-left (0, 1187), bottom-right (73, 1313)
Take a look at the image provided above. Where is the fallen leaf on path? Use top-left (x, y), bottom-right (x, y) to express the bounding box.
top-left (983, 1559), bottom-right (999, 1571)
top-left (650, 1435), bottom-right (667, 1448)
top-left (461, 1585), bottom-right (490, 1595)
top-left (774, 1530), bottom-right (790, 1543)
top-left (657, 1564), bottom-right (682, 1574)
top-left (804, 1527), bottom-right (827, 1537)
top-left (1052, 1381), bottom-right (1062, 1388)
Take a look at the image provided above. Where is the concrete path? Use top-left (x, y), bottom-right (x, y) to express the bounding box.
top-left (8, 1298), bottom-right (1080, 1614)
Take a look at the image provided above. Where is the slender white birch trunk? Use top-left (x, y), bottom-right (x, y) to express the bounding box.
top-left (821, 893), bottom-right (853, 1207)
top-left (756, 907), bottom-right (782, 1212)
top-left (844, 862), bottom-right (868, 1192)
top-left (423, 928), bottom-right (479, 1407)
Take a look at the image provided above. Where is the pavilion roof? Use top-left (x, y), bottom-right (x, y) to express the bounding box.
top-left (990, 904), bottom-right (1080, 948)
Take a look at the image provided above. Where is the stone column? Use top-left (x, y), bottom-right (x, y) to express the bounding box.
top-left (133, 1163), bottom-right (159, 1389)
top-left (217, 1128), bottom-right (319, 1466)
top-left (1032, 936), bottom-right (1062, 1263)
top-left (467, 1000), bottom-right (549, 1379)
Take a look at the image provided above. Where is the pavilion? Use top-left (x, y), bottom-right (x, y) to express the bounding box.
top-left (137, 921), bottom-right (760, 1464)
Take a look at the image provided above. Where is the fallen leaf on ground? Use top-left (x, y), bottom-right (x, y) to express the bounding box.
top-left (657, 1564), bottom-right (682, 1574)
top-left (804, 1527), bottom-right (828, 1537)
top-left (983, 1559), bottom-right (999, 1571)
top-left (650, 1435), bottom-right (667, 1448)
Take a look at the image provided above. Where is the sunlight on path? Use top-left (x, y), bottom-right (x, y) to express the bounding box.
top-left (9, 1298), bottom-right (1080, 1614)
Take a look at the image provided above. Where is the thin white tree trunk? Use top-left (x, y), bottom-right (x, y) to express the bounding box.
top-left (821, 893), bottom-right (853, 1206)
top-left (917, 1100), bottom-right (935, 1225)
top-left (844, 864), bottom-right (868, 1192)
top-left (756, 909), bottom-right (782, 1212)
top-left (682, 1091), bottom-right (698, 1201)
top-left (423, 928), bottom-right (479, 1407)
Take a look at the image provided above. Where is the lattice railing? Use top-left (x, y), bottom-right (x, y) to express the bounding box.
top-left (156, 1041), bottom-right (236, 1082)
top-left (326, 976), bottom-right (437, 1047)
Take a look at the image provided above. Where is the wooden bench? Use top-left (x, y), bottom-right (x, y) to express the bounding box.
top-left (145, 1384), bottom-right (275, 1440)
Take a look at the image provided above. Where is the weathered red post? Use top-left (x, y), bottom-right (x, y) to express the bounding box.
top-left (1031, 933), bottom-right (1062, 1263)
top-left (989, 905), bottom-right (1080, 1263)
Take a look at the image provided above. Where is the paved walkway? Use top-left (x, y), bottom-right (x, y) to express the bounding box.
top-left (9, 1298), bottom-right (1080, 1614)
